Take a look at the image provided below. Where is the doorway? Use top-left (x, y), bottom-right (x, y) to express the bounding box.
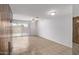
top-left (73, 16), bottom-right (79, 44)
top-left (11, 20), bottom-right (30, 54)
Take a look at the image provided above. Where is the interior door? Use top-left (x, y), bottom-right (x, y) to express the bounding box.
top-left (73, 16), bottom-right (79, 44)
top-left (0, 4), bottom-right (12, 55)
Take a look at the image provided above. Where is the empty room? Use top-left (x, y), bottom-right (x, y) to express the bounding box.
top-left (0, 4), bottom-right (72, 55)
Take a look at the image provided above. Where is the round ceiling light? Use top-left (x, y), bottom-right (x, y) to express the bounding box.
top-left (32, 17), bottom-right (39, 21)
top-left (48, 10), bottom-right (56, 16)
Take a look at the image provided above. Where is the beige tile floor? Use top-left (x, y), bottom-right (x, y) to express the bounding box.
top-left (12, 36), bottom-right (29, 54)
top-left (11, 36), bottom-right (72, 55)
top-left (73, 43), bottom-right (79, 55)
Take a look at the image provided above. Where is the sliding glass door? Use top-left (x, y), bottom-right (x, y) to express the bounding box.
top-left (11, 21), bottom-right (30, 54)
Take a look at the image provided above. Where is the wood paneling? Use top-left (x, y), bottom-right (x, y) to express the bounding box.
top-left (0, 4), bottom-right (12, 54)
top-left (73, 16), bottom-right (79, 44)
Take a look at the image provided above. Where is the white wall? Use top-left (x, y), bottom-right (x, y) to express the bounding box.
top-left (30, 21), bottom-right (38, 36)
top-left (10, 5), bottom-right (72, 48)
top-left (73, 5), bottom-right (79, 17)
top-left (37, 14), bottom-right (72, 48)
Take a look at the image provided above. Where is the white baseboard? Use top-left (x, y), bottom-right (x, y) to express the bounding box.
top-left (38, 34), bottom-right (72, 48)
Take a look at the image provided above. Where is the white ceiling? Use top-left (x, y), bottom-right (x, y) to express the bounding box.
top-left (73, 4), bottom-right (79, 17)
top-left (10, 4), bottom-right (72, 21)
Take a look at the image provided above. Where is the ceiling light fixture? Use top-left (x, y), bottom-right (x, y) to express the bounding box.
top-left (32, 17), bottom-right (39, 21)
top-left (48, 10), bottom-right (56, 16)
top-left (35, 17), bottom-right (39, 20)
